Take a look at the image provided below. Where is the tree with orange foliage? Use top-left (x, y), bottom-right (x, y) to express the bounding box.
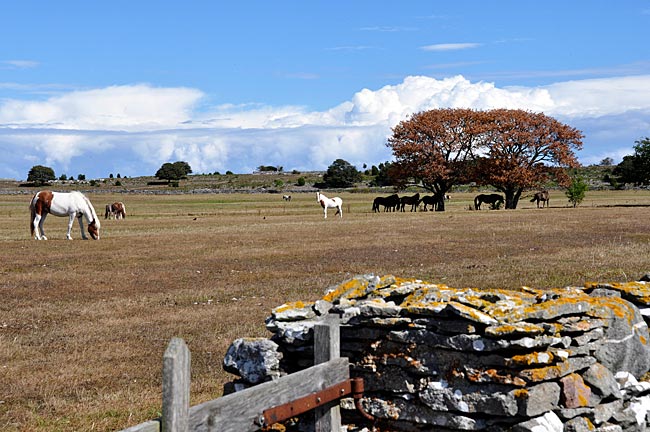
top-left (387, 108), bottom-right (490, 211)
top-left (387, 108), bottom-right (583, 210)
top-left (476, 109), bottom-right (583, 209)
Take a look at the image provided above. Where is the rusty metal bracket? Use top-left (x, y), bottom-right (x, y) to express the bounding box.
top-left (256, 377), bottom-right (373, 427)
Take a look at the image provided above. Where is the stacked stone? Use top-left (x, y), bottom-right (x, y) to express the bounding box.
top-left (224, 275), bottom-right (650, 431)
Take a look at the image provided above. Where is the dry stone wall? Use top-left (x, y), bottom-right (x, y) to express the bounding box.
top-left (223, 275), bottom-right (650, 431)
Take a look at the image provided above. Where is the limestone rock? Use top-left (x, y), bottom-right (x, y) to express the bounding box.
top-left (222, 338), bottom-right (282, 384)
top-left (511, 411), bottom-right (563, 432)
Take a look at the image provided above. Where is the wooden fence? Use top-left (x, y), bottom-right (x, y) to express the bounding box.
top-left (120, 314), bottom-right (350, 432)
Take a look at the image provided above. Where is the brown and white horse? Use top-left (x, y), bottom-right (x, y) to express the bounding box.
top-left (105, 201), bottom-right (126, 219)
top-left (316, 191), bottom-right (342, 218)
top-left (30, 190), bottom-right (100, 240)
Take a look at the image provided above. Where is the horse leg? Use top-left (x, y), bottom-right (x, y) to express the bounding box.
top-left (323, 207), bottom-right (327, 219)
top-left (76, 214), bottom-right (89, 239)
top-left (65, 214), bottom-right (76, 239)
top-left (336, 205), bottom-right (342, 218)
top-left (33, 213), bottom-right (45, 240)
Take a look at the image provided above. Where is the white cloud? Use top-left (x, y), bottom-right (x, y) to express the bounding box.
top-left (0, 84), bottom-right (203, 130)
top-left (1, 60), bottom-right (39, 69)
top-left (421, 43), bottom-right (481, 51)
top-left (1, 75), bottom-right (650, 179)
top-left (543, 75), bottom-right (650, 117)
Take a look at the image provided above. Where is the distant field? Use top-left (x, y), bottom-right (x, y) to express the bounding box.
top-left (1, 189), bottom-right (650, 431)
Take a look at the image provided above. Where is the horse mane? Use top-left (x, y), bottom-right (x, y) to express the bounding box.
top-left (81, 194), bottom-right (100, 228)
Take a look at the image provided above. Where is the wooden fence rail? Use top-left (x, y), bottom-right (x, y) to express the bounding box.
top-left (119, 315), bottom-right (346, 432)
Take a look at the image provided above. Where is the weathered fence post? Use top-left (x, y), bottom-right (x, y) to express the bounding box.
top-left (314, 314), bottom-right (341, 432)
top-left (162, 338), bottom-right (191, 432)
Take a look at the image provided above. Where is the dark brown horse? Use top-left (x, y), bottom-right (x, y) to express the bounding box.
top-left (530, 190), bottom-right (550, 208)
top-left (372, 194), bottom-right (400, 212)
top-left (400, 193), bottom-right (420, 212)
top-left (474, 193), bottom-right (504, 210)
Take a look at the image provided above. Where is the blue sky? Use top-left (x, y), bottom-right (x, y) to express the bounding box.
top-left (1, 1), bottom-right (649, 180)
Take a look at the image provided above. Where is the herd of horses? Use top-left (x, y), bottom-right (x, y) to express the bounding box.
top-left (372, 193), bottom-right (452, 213)
top-left (372, 190), bottom-right (550, 212)
top-left (27, 188), bottom-right (550, 239)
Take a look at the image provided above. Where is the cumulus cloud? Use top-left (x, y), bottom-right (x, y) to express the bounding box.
top-left (1, 75), bottom-right (650, 179)
top-left (0, 84), bottom-right (203, 130)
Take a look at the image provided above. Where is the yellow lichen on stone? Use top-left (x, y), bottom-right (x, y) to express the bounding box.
top-left (507, 351), bottom-right (555, 367)
top-left (486, 322), bottom-right (546, 337)
top-left (272, 300), bottom-right (313, 314)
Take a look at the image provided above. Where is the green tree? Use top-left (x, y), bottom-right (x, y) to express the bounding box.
top-left (612, 137), bottom-right (650, 186)
top-left (27, 165), bottom-right (56, 185)
top-left (155, 161), bottom-right (193, 181)
top-left (322, 159), bottom-right (362, 188)
top-left (565, 175), bottom-right (588, 208)
top-left (369, 162), bottom-right (395, 187)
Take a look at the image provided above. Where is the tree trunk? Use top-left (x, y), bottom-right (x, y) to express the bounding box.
top-left (504, 188), bottom-right (524, 209)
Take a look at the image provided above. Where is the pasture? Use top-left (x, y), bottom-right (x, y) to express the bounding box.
top-left (1, 189), bottom-right (650, 431)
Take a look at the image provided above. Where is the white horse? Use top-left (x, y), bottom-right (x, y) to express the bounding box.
top-left (316, 191), bottom-right (342, 219)
top-left (30, 190), bottom-right (101, 240)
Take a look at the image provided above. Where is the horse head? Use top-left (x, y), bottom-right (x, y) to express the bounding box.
top-left (87, 219), bottom-right (100, 240)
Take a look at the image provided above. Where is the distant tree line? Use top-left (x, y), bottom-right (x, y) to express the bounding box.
top-left (23, 130), bottom-right (649, 200)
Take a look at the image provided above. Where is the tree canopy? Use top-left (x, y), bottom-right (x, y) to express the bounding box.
top-left (388, 108), bottom-right (490, 211)
top-left (387, 108), bottom-right (583, 210)
top-left (322, 159), bottom-right (362, 188)
top-left (155, 161), bottom-right (192, 181)
top-left (27, 165), bottom-right (56, 185)
top-left (612, 137), bottom-right (650, 186)
top-left (475, 109), bottom-right (583, 208)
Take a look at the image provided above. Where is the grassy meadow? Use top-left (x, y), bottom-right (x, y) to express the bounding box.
top-left (2, 188), bottom-right (650, 431)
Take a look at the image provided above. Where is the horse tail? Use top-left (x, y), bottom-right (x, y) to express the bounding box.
top-left (30, 202), bottom-right (35, 236)
top-left (29, 193), bottom-right (38, 236)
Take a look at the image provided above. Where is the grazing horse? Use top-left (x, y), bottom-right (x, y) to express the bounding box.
top-left (316, 191), bottom-right (342, 218)
top-left (372, 194), bottom-right (400, 212)
top-left (474, 193), bottom-right (504, 210)
top-left (30, 190), bottom-right (100, 240)
top-left (282, 195), bottom-right (292, 202)
top-left (530, 190), bottom-right (550, 208)
top-left (419, 195), bottom-right (437, 211)
top-left (400, 193), bottom-right (420, 212)
top-left (105, 201), bottom-right (126, 219)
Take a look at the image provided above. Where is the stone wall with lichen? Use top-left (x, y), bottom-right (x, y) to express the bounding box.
top-left (223, 275), bottom-right (650, 431)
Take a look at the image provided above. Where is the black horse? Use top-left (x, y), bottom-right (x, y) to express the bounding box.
top-left (372, 194), bottom-right (400, 212)
top-left (474, 193), bottom-right (504, 210)
top-left (419, 195), bottom-right (437, 211)
top-left (400, 193), bottom-right (420, 212)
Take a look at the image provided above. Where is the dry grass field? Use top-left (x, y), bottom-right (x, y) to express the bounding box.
top-left (1, 188), bottom-right (650, 431)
